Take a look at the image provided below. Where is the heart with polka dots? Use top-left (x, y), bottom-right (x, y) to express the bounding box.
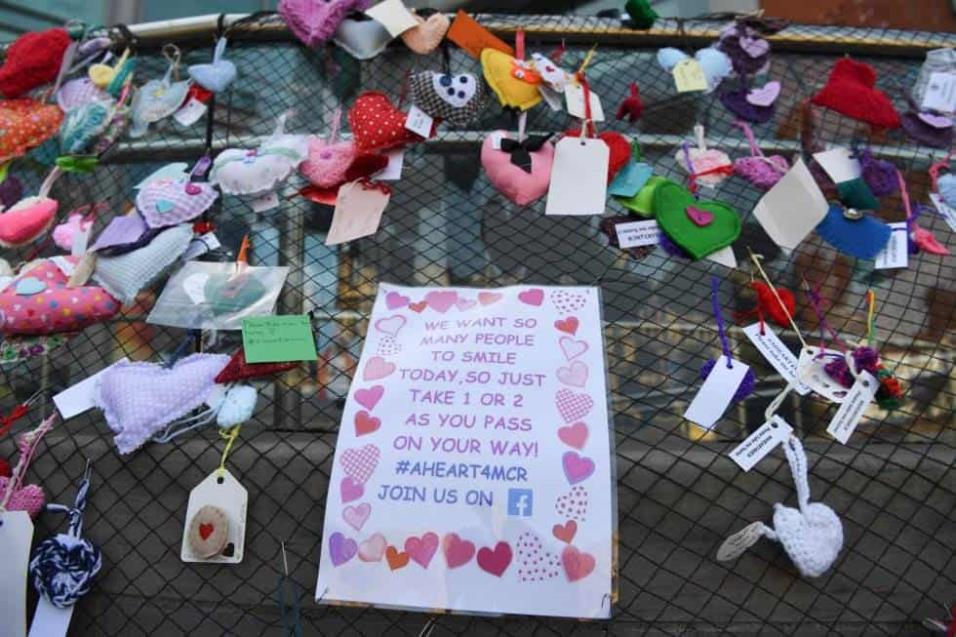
top-left (347, 91), bottom-right (434, 153)
top-left (555, 485), bottom-right (588, 521)
top-left (550, 289), bottom-right (588, 314)
top-left (515, 531), bottom-right (561, 582)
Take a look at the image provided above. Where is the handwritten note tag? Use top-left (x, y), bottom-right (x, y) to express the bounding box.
top-left (684, 355), bottom-right (751, 429)
top-left (0, 510), bottom-right (34, 637)
top-left (565, 82), bottom-right (605, 121)
top-left (874, 223), bottom-right (909, 269)
top-left (446, 10), bottom-right (514, 58)
top-left (608, 161), bottom-right (652, 197)
top-left (929, 193), bottom-right (956, 232)
top-left (753, 158), bottom-right (829, 251)
top-left (729, 415), bottom-right (793, 472)
top-left (742, 324), bottom-right (810, 395)
top-left (173, 97), bottom-right (208, 127)
top-left (404, 105), bottom-right (434, 138)
top-left (673, 58), bottom-right (708, 93)
top-left (326, 181), bottom-right (390, 246)
top-left (921, 71), bottom-right (956, 113)
top-left (615, 219), bottom-right (659, 248)
top-left (242, 315), bottom-right (318, 363)
top-left (364, 0), bottom-right (418, 37)
top-left (826, 371), bottom-right (878, 444)
top-left (545, 137), bottom-right (609, 216)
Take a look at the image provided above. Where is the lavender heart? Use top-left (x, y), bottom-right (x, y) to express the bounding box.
top-left (739, 36), bottom-right (770, 58)
top-left (918, 111), bottom-right (953, 129)
top-left (136, 180), bottom-right (218, 229)
top-left (747, 81), bottom-right (781, 107)
top-left (328, 531), bottom-right (358, 566)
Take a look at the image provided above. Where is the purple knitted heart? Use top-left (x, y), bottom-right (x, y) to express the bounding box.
top-left (136, 179), bottom-right (218, 229)
top-left (716, 37), bottom-right (769, 75)
top-left (278, 0), bottom-right (369, 48)
top-left (901, 111), bottom-right (954, 149)
top-left (746, 81), bottom-right (780, 107)
top-left (0, 175), bottom-right (23, 210)
top-left (720, 87), bottom-right (774, 124)
top-left (734, 155), bottom-right (789, 190)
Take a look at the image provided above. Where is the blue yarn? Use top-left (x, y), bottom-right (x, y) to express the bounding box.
top-left (815, 204), bottom-right (892, 259)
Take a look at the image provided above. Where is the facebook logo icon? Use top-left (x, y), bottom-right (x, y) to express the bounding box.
top-left (507, 489), bottom-right (533, 517)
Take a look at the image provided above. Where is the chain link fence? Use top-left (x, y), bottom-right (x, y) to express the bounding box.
top-left (0, 12), bottom-right (953, 636)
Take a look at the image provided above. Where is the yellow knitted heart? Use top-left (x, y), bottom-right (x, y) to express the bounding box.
top-left (480, 49), bottom-right (541, 111)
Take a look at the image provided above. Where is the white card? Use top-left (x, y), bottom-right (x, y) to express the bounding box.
top-left (716, 521), bottom-right (766, 562)
top-left (28, 599), bottom-right (74, 637)
top-left (0, 510), bottom-right (34, 637)
top-left (753, 158), bottom-right (829, 251)
top-left (826, 371), bottom-right (878, 444)
top-left (729, 415), bottom-right (793, 472)
top-left (538, 85), bottom-right (564, 111)
top-left (813, 147), bottom-right (861, 184)
top-left (182, 232), bottom-right (222, 261)
top-left (742, 324), bottom-right (810, 395)
top-left (615, 219), bottom-right (658, 248)
top-left (181, 469), bottom-right (248, 564)
top-left (564, 83), bottom-right (605, 122)
top-left (53, 358), bottom-right (129, 419)
top-left (921, 71), bottom-right (956, 113)
top-left (250, 191), bottom-right (280, 212)
top-left (70, 226), bottom-right (90, 257)
top-left (364, 0), bottom-right (418, 37)
top-left (797, 347), bottom-right (849, 403)
top-left (929, 193), bottom-right (956, 232)
top-left (545, 137), bottom-right (609, 216)
top-left (135, 163), bottom-right (189, 189)
top-left (374, 150), bottom-right (404, 181)
top-left (173, 98), bottom-right (208, 127)
top-left (404, 105), bottom-right (434, 138)
top-left (684, 356), bottom-right (751, 430)
top-left (706, 246), bottom-right (737, 269)
top-left (874, 222), bottom-right (909, 269)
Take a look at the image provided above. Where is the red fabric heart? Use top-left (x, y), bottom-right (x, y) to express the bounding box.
top-left (0, 99), bottom-right (64, 163)
top-left (215, 348), bottom-right (298, 383)
top-left (563, 128), bottom-right (631, 183)
top-left (0, 28), bottom-right (72, 98)
top-left (811, 58), bottom-right (900, 129)
top-left (199, 522), bottom-right (214, 540)
top-left (348, 91), bottom-right (435, 153)
top-left (345, 152), bottom-right (389, 182)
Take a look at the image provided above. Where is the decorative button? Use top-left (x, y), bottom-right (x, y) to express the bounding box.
top-left (843, 207), bottom-right (864, 220)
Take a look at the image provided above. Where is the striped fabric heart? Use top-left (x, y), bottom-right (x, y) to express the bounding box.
top-left (136, 178), bottom-right (218, 229)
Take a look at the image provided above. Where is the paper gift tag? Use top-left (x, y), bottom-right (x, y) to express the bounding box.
top-left (874, 223), bottom-right (909, 270)
top-left (615, 219), bottom-right (658, 248)
top-left (673, 58), bottom-right (708, 92)
top-left (753, 158), bottom-right (828, 251)
top-left (173, 98), bottom-right (208, 127)
top-left (827, 370), bottom-right (878, 444)
top-left (729, 415), bottom-right (793, 472)
top-left (797, 346), bottom-right (849, 403)
top-left (446, 10), bottom-right (514, 59)
top-left (813, 147), bottom-right (861, 184)
top-left (921, 71), bottom-right (956, 113)
top-left (565, 82), bottom-right (605, 121)
top-left (374, 150), bottom-right (404, 181)
top-left (683, 355), bottom-right (751, 429)
top-left (53, 358), bottom-right (129, 419)
top-left (929, 193), bottom-right (956, 232)
top-left (404, 105), bottom-right (434, 138)
top-left (364, 0), bottom-right (419, 37)
top-left (181, 470), bottom-right (248, 564)
top-left (29, 597), bottom-right (74, 637)
top-left (545, 137), bottom-right (609, 216)
top-left (250, 191), bottom-right (280, 213)
top-left (0, 510), bottom-right (34, 637)
top-left (326, 180), bottom-right (390, 245)
top-left (742, 324), bottom-right (810, 395)
top-left (608, 161), bottom-right (652, 197)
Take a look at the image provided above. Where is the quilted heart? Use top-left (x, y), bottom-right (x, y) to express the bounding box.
top-left (0, 28), bottom-right (71, 98)
top-left (410, 71), bottom-right (487, 127)
top-left (57, 78), bottom-right (111, 112)
top-left (136, 178), bottom-right (218, 228)
top-left (0, 196), bottom-right (57, 248)
top-left (0, 476), bottom-right (44, 519)
top-left (401, 12), bottom-right (450, 55)
top-left (555, 388), bottom-right (594, 423)
top-left (300, 137), bottom-right (357, 189)
top-left (481, 49), bottom-right (542, 111)
top-left (515, 532), bottom-right (560, 582)
top-left (340, 444), bottom-right (380, 484)
top-left (279, 0), bottom-right (364, 47)
top-left (481, 130), bottom-right (554, 206)
top-left (348, 91), bottom-right (434, 153)
top-left (0, 99), bottom-right (64, 163)
top-left (653, 181), bottom-right (741, 260)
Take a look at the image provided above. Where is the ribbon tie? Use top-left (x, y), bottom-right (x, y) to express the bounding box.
top-left (56, 155), bottom-right (99, 173)
top-left (500, 134), bottom-right (553, 173)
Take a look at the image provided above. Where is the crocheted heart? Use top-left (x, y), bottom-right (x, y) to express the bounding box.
top-left (772, 501), bottom-right (843, 578)
top-left (409, 71), bottom-right (487, 127)
top-left (811, 58), bottom-right (900, 129)
top-left (481, 130), bottom-right (554, 206)
top-left (0, 477), bottom-right (44, 518)
top-left (300, 138), bottom-right (356, 189)
top-left (676, 147), bottom-right (733, 189)
top-left (654, 181), bottom-right (741, 259)
top-left (0, 196), bottom-right (58, 248)
top-left (136, 178), bottom-right (218, 228)
top-left (0, 28), bottom-right (72, 98)
top-left (348, 91), bottom-right (434, 153)
top-left (279, 0), bottom-right (365, 48)
top-left (901, 111), bottom-right (954, 149)
top-left (734, 155), bottom-right (789, 190)
top-left (57, 78), bottom-right (111, 112)
top-left (215, 348), bottom-right (297, 383)
top-left (188, 59), bottom-right (237, 94)
top-left (401, 12), bottom-right (450, 55)
top-left (60, 100), bottom-right (113, 156)
top-left (563, 129), bottom-right (631, 183)
top-left (480, 49), bottom-right (542, 111)
top-left (0, 99), bottom-right (64, 163)
top-left (333, 16), bottom-right (392, 61)
top-left (210, 135), bottom-right (308, 197)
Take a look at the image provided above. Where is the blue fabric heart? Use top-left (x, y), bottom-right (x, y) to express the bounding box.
top-left (938, 173), bottom-right (956, 208)
top-left (15, 277), bottom-right (46, 296)
top-left (188, 60), bottom-right (237, 94)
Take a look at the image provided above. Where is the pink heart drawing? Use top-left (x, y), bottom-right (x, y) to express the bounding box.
top-left (557, 360), bottom-right (588, 388)
top-left (363, 356), bottom-right (395, 381)
top-left (359, 532), bottom-right (387, 562)
top-left (343, 502), bottom-right (371, 531)
top-left (515, 531), bottom-right (561, 582)
top-left (558, 422), bottom-right (589, 450)
top-left (354, 410), bottom-right (381, 436)
top-left (918, 111), bottom-right (953, 129)
top-left (478, 292), bottom-right (502, 306)
top-left (563, 451), bottom-right (595, 485)
top-left (443, 533), bottom-right (476, 568)
top-left (739, 36), bottom-right (770, 58)
top-left (340, 476), bottom-right (364, 503)
top-left (340, 444), bottom-right (380, 484)
top-left (555, 485), bottom-right (588, 521)
top-left (456, 298), bottom-right (476, 311)
top-left (686, 205), bottom-right (715, 227)
top-left (476, 541), bottom-right (513, 577)
top-left (562, 545), bottom-right (596, 582)
top-left (0, 477), bottom-right (44, 519)
top-left (425, 290), bottom-right (457, 313)
top-left (374, 315), bottom-right (406, 336)
top-left (354, 385), bottom-right (384, 411)
top-left (559, 336), bottom-right (589, 361)
top-left (328, 531), bottom-right (357, 567)
top-left (554, 316), bottom-right (579, 335)
top-left (555, 388), bottom-right (594, 423)
top-left (405, 532), bottom-right (439, 568)
top-left (518, 288), bottom-right (544, 306)
top-left (746, 80), bottom-right (781, 107)
top-left (385, 291), bottom-right (410, 310)
top-left (550, 289), bottom-right (588, 314)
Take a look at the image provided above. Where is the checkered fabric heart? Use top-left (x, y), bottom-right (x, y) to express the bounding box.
top-left (409, 71), bottom-right (488, 127)
top-left (340, 444), bottom-right (380, 484)
top-left (136, 179), bottom-right (218, 229)
top-left (555, 389), bottom-right (594, 424)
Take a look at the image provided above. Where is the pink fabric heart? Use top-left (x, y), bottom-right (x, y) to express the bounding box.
top-left (354, 385), bottom-right (384, 410)
top-left (405, 532), bottom-right (439, 568)
top-left (676, 148), bottom-right (732, 188)
top-left (481, 130), bottom-right (554, 206)
top-left (557, 422), bottom-right (589, 449)
top-left (518, 288), bottom-right (544, 306)
top-left (299, 137), bottom-right (356, 188)
top-left (363, 356), bottom-right (395, 381)
top-left (52, 212), bottom-right (94, 251)
top-left (278, 0), bottom-right (366, 48)
top-left (340, 476), bottom-right (364, 503)
top-left (425, 290), bottom-right (457, 313)
top-left (385, 291), bottom-right (409, 309)
top-left (0, 196), bottom-right (57, 248)
top-left (557, 360), bottom-right (588, 387)
top-left (686, 205), bottom-right (715, 227)
top-left (562, 451), bottom-right (596, 485)
top-left (0, 476), bottom-right (44, 518)
top-left (746, 81), bottom-right (781, 107)
top-left (342, 502), bottom-right (371, 531)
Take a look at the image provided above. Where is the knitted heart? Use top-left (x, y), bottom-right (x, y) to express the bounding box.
top-left (401, 12), bottom-right (450, 55)
top-left (299, 138), bottom-right (356, 189)
top-left (720, 86), bottom-right (775, 124)
top-left (0, 196), bottom-right (58, 248)
top-left (0, 99), bottom-right (64, 163)
top-left (773, 502), bottom-right (843, 578)
top-left (481, 130), bottom-right (554, 206)
top-left (653, 181), bottom-right (741, 259)
top-left (515, 531), bottom-right (561, 582)
top-left (480, 49), bottom-right (542, 111)
top-left (901, 111), bottom-right (954, 149)
top-left (410, 71), bottom-right (487, 127)
top-left (279, 0), bottom-right (365, 48)
top-left (563, 129), bottom-right (630, 183)
top-left (215, 348), bottom-right (297, 383)
top-left (348, 91), bottom-right (434, 153)
top-left (136, 178), bottom-right (218, 228)
top-left (734, 155), bottom-right (789, 190)
top-left (811, 58), bottom-right (900, 129)
top-left (60, 101), bottom-right (113, 156)
top-left (0, 28), bottom-right (72, 98)
top-left (57, 78), bottom-right (111, 112)
top-left (0, 477), bottom-right (44, 518)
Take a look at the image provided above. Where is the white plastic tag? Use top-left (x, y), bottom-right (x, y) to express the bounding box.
top-left (0, 510), bottom-right (34, 637)
top-left (565, 82), bottom-right (604, 121)
top-left (683, 355), bottom-right (751, 430)
top-left (921, 71), bottom-right (956, 113)
top-left (181, 470), bottom-right (248, 564)
top-left (250, 191), bottom-right (280, 213)
top-left (173, 98), bottom-right (208, 127)
top-left (729, 415), bottom-right (794, 472)
top-left (374, 150), bottom-right (404, 181)
top-left (929, 193), bottom-right (956, 232)
top-left (28, 598), bottom-right (74, 637)
top-left (874, 223), bottom-right (909, 270)
top-left (742, 324), bottom-right (810, 395)
top-left (797, 346), bottom-right (849, 403)
top-left (827, 370), bottom-right (878, 444)
top-left (673, 58), bottom-right (708, 92)
top-left (364, 0), bottom-right (418, 37)
top-left (545, 137), bottom-right (609, 216)
top-left (181, 232), bottom-right (221, 261)
top-left (404, 105), bottom-right (434, 139)
top-left (716, 521), bottom-right (766, 562)
top-left (53, 358), bottom-right (129, 419)
top-left (615, 219), bottom-right (658, 248)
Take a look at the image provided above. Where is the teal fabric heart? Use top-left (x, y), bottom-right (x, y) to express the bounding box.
top-left (155, 199), bottom-right (175, 214)
top-left (15, 276), bottom-right (46, 296)
top-left (60, 101), bottom-right (111, 155)
top-left (204, 274), bottom-right (267, 316)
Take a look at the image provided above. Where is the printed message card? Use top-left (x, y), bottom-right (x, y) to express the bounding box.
top-left (316, 284), bottom-right (614, 618)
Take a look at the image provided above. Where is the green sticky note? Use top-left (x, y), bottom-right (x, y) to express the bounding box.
top-left (242, 315), bottom-right (318, 363)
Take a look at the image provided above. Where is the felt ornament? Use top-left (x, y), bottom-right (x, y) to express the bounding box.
top-left (657, 47), bottom-right (732, 93)
top-left (734, 281), bottom-right (796, 328)
top-left (700, 277), bottom-right (756, 402)
top-left (815, 204), bottom-right (891, 259)
top-left (529, 53), bottom-right (573, 94)
top-left (409, 71), bottom-right (487, 127)
top-left (93, 223), bottom-right (193, 305)
top-left (136, 169), bottom-right (219, 229)
top-left (57, 78), bottom-right (111, 112)
top-left (732, 121), bottom-right (788, 190)
top-left (52, 208), bottom-right (95, 251)
top-left (88, 48), bottom-right (134, 93)
top-left (0, 28), bottom-right (72, 98)
top-left (280, 0), bottom-right (370, 48)
top-left (187, 505), bottom-right (229, 558)
top-left (347, 91), bottom-right (435, 152)
top-left (617, 176), bottom-right (674, 217)
top-left (0, 257), bottom-right (120, 336)
top-left (0, 417), bottom-right (55, 520)
top-left (211, 113), bottom-right (309, 197)
top-left (811, 58), bottom-right (901, 129)
top-left (481, 48), bottom-right (542, 111)
top-left (625, 0), bottom-right (658, 29)
top-left (720, 78), bottom-right (778, 124)
top-left (215, 348), bottom-right (298, 383)
top-left (715, 22), bottom-right (771, 76)
top-left (481, 130), bottom-right (554, 206)
top-left (188, 37), bottom-right (237, 93)
top-left (898, 169), bottom-right (948, 257)
top-left (333, 14), bottom-right (393, 61)
top-left (835, 178), bottom-right (878, 210)
top-left (675, 125), bottom-right (733, 190)
top-left (0, 99), bottom-right (64, 164)
top-left (653, 181), bottom-right (741, 259)
top-left (616, 83), bottom-right (643, 122)
top-left (564, 128), bottom-right (630, 184)
top-left (401, 11), bottom-right (450, 55)
top-left (856, 148), bottom-right (898, 198)
top-left (0, 175), bottom-right (24, 210)
top-left (900, 109), bottom-right (953, 149)
top-left (129, 48), bottom-right (190, 138)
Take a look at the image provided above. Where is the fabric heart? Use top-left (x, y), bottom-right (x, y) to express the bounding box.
top-left (410, 71), bottom-right (487, 127)
top-left (279, 0), bottom-right (366, 47)
top-left (343, 503), bottom-right (371, 531)
top-left (559, 336), bottom-right (587, 360)
top-left (188, 38), bottom-right (237, 93)
top-left (938, 174), bottom-right (956, 208)
top-left (616, 175), bottom-right (674, 217)
top-left (0, 28), bottom-right (72, 98)
top-left (359, 532), bottom-right (386, 562)
top-left (686, 205), bottom-right (714, 226)
top-left (739, 36), bottom-right (770, 58)
top-left (481, 130), bottom-right (554, 206)
top-left (300, 138), bottom-right (357, 189)
top-left (0, 196), bottom-right (58, 248)
top-left (211, 134), bottom-right (309, 198)
top-left (563, 451), bottom-right (595, 485)
top-left (401, 12), bottom-right (450, 55)
top-left (354, 410), bottom-right (381, 436)
top-left (653, 182), bottom-right (741, 259)
top-left (443, 533), bottom-right (475, 568)
top-left (0, 99), bottom-right (64, 163)
top-left (60, 100), bottom-right (113, 156)
top-left (716, 30), bottom-right (770, 76)
top-left (57, 78), bottom-right (111, 112)
top-left (340, 444), bottom-right (380, 484)
top-left (129, 78), bottom-right (190, 138)
top-left (340, 476), bottom-right (363, 503)
top-left (721, 86), bottom-right (776, 124)
top-left (0, 477), bottom-right (44, 519)
top-left (555, 485), bottom-right (589, 521)
top-left (917, 112), bottom-right (952, 128)
top-left (332, 15), bottom-right (392, 60)
top-left (348, 91), bottom-right (434, 153)
top-left (563, 129), bottom-right (631, 183)
top-left (93, 223), bottom-right (193, 307)
top-left (405, 532), bottom-right (439, 568)
top-left (476, 541), bottom-right (513, 577)
top-left (562, 545), bottom-right (596, 582)
top-left (811, 58), bottom-right (900, 129)
top-left (328, 532), bottom-right (358, 567)
top-left (425, 290), bottom-right (457, 313)
top-left (481, 49), bottom-right (542, 111)
top-left (552, 520), bottom-right (577, 544)
top-left (354, 385), bottom-right (384, 410)
top-left (901, 111), bottom-right (954, 149)
top-left (747, 81), bottom-right (781, 107)
top-left (558, 422), bottom-right (588, 450)
top-left (550, 289), bottom-right (588, 314)
top-left (214, 348), bottom-right (297, 383)
top-left (676, 146), bottom-right (733, 189)
top-left (515, 532), bottom-right (560, 582)
top-left (136, 178), bottom-right (218, 228)
top-left (555, 388), bottom-right (594, 423)
top-left (518, 288), bottom-right (544, 306)
top-left (363, 356), bottom-right (395, 381)
top-left (815, 204), bottom-right (891, 259)
top-left (52, 212), bottom-right (94, 251)
top-left (557, 361), bottom-right (588, 387)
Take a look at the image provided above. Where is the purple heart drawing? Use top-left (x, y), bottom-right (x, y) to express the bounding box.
top-left (918, 112), bottom-right (953, 129)
top-left (686, 205), bottom-right (715, 227)
top-left (746, 81), bottom-right (781, 107)
top-left (562, 451), bottom-right (595, 485)
top-left (374, 315), bottom-right (406, 337)
top-left (340, 476), bottom-right (364, 503)
top-left (354, 385), bottom-right (384, 411)
top-left (328, 531), bottom-right (358, 566)
top-left (385, 291), bottom-right (410, 310)
top-left (739, 36), bottom-right (769, 58)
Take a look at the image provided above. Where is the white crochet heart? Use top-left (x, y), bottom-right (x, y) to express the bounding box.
top-left (771, 501), bottom-right (843, 578)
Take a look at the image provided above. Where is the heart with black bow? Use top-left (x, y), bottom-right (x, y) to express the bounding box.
top-left (500, 134), bottom-right (553, 173)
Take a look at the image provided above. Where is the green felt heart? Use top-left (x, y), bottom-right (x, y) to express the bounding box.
top-left (836, 177), bottom-right (878, 210)
top-left (653, 182), bottom-right (741, 259)
top-left (617, 176), bottom-right (675, 217)
top-left (204, 273), bottom-right (267, 316)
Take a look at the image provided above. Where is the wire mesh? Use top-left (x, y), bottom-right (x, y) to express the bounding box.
top-left (0, 12), bottom-right (953, 636)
